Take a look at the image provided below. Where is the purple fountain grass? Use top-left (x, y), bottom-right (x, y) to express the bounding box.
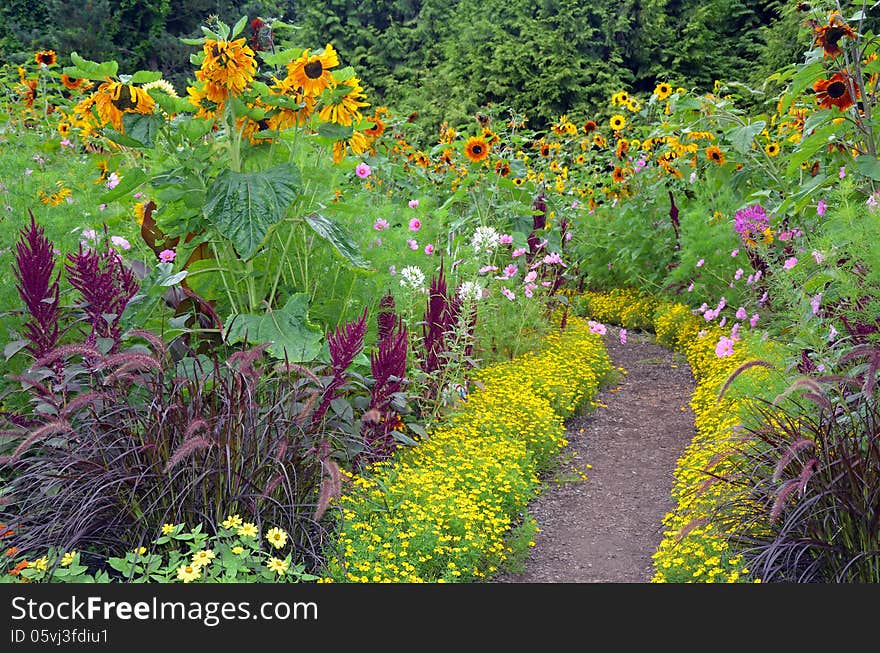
top-left (311, 308), bottom-right (368, 426)
top-left (65, 241), bottom-right (138, 350)
top-left (13, 210), bottom-right (61, 359)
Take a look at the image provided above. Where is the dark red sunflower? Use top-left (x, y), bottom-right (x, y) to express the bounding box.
top-left (583, 120), bottom-right (597, 133)
top-left (34, 50), bottom-right (56, 66)
top-left (814, 16), bottom-right (857, 58)
top-left (814, 71), bottom-right (858, 110)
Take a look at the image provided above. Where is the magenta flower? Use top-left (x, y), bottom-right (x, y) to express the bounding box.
top-left (512, 248), bottom-right (527, 258)
top-left (110, 236), bottom-right (131, 250)
top-left (817, 200), bottom-right (827, 217)
top-left (159, 249), bottom-right (176, 263)
top-left (498, 234), bottom-right (513, 245)
top-left (811, 293), bottom-right (822, 315)
top-left (355, 162), bottom-right (371, 178)
top-left (588, 320), bottom-right (607, 335)
top-left (407, 239), bottom-right (418, 250)
top-left (373, 218), bottom-right (389, 231)
top-left (619, 329), bottom-right (627, 344)
top-left (696, 258), bottom-right (704, 267)
top-left (424, 244), bottom-right (434, 255)
top-left (731, 248), bottom-right (739, 257)
top-left (501, 287), bottom-right (515, 301)
top-left (502, 264), bottom-right (517, 278)
top-left (524, 270), bottom-right (537, 284)
top-left (704, 309), bottom-right (717, 322)
top-left (736, 307), bottom-right (747, 320)
top-left (733, 204), bottom-right (770, 246)
top-left (408, 199), bottom-right (419, 209)
top-left (408, 218), bottom-right (421, 232)
top-left (734, 268), bottom-right (743, 280)
top-left (715, 335), bottom-right (735, 358)
top-left (783, 257), bottom-right (798, 270)
top-left (839, 166), bottom-right (846, 179)
top-left (749, 313), bottom-right (759, 328)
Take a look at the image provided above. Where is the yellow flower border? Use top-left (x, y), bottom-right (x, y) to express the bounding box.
top-left (323, 317), bottom-right (613, 582)
top-left (580, 290), bottom-right (788, 583)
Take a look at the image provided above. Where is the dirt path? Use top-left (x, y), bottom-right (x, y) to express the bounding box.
top-left (495, 327), bottom-right (696, 583)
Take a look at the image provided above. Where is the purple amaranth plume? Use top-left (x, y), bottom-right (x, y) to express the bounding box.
top-left (13, 210), bottom-right (61, 359)
top-left (527, 192), bottom-right (547, 264)
top-left (421, 262), bottom-right (451, 377)
top-left (377, 292), bottom-right (398, 341)
top-left (65, 239), bottom-right (138, 351)
top-left (311, 308), bottom-right (368, 426)
top-left (361, 318), bottom-right (408, 464)
top-left (669, 190), bottom-right (680, 248)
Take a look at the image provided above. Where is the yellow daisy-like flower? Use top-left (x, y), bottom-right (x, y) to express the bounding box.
top-left (231, 546), bottom-right (245, 555)
top-left (191, 549), bottom-right (216, 567)
top-left (186, 81), bottom-right (225, 120)
top-left (60, 551), bottom-right (76, 567)
top-left (609, 114), bottom-right (626, 131)
top-left (237, 522), bottom-right (258, 538)
top-left (92, 82), bottom-right (155, 131)
top-left (266, 527), bottom-right (289, 549)
top-left (29, 557), bottom-right (49, 571)
top-left (221, 514), bottom-right (243, 529)
top-left (764, 142), bottom-right (780, 157)
top-left (287, 44), bottom-right (340, 97)
top-left (201, 38), bottom-right (256, 96)
top-left (705, 145), bottom-right (726, 165)
top-left (177, 564), bottom-right (201, 583)
top-left (332, 130), bottom-right (370, 164)
top-left (133, 547), bottom-right (147, 556)
top-left (593, 133), bottom-right (607, 148)
top-left (141, 79), bottom-right (178, 98)
top-left (627, 99), bottom-right (641, 112)
top-left (318, 77), bottom-right (370, 126)
top-left (267, 557), bottom-right (289, 576)
top-left (161, 523), bottom-right (175, 535)
top-left (654, 82), bottom-right (673, 101)
top-left (463, 136), bottom-right (491, 163)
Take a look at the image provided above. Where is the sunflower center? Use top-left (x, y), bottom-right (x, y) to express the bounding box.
top-left (304, 60), bottom-right (324, 79)
top-left (826, 26), bottom-right (847, 45)
top-left (827, 80), bottom-right (847, 99)
top-left (472, 145), bottom-right (483, 155)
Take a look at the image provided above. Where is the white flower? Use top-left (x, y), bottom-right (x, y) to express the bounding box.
top-left (457, 281), bottom-right (484, 303)
top-left (399, 265), bottom-right (426, 290)
top-left (470, 226), bottom-right (500, 254)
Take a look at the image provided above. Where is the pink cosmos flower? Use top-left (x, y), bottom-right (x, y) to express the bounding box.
top-left (424, 244), bottom-right (434, 255)
top-left (512, 248), bottom-right (527, 258)
top-left (498, 234), bottom-right (514, 245)
top-left (734, 268), bottom-right (743, 280)
top-left (159, 249), bottom-right (175, 263)
top-left (619, 329), bottom-right (627, 344)
top-left (373, 218), bottom-right (389, 231)
top-left (565, 232), bottom-right (573, 241)
top-left (811, 293), bottom-right (822, 315)
top-left (839, 166), bottom-right (846, 179)
top-left (408, 218), bottom-right (421, 231)
top-left (817, 200), bottom-right (827, 217)
top-left (99, 203), bottom-right (107, 211)
top-left (479, 265), bottom-right (498, 275)
top-left (696, 258), bottom-right (704, 267)
top-left (60, 139), bottom-right (72, 147)
top-left (715, 335), bottom-right (735, 358)
top-left (501, 287), bottom-right (515, 301)
top-left (408, 199), bottom-right (419, 209)
top-left (355, 162), bottom-right (371, 178)
top-left (716, 297), bottom-right (726, 312)
top-left (523, 283), bottom-right (537, 298)
top-left (829, 324), bottom-right (838, 340)
top-left (106, 172), bottom-right (120, 189)
top-left (749, 313), bottom-right (759, 328)
top-left (524, 271), bottom-right (537, 284)
top-left (111, 236), bottom-right (131, 250)
top-left (746, 274), bottom-right (754, 285)
top-left (735, 307), bottom-right (747, 320)
top-left (541, 281), bottom-right (552, 287)
top-left (407, 239), bottom-right (418, 250)
top-left (502, 264), bottom-right (517, 278)
top-left (588, 320), bottom-right (607, 335)
top-left (731, 249), bottom-right (739, 257)
top-left (687, 282), bottom-right (695, 292)
top-left (783, 257), bottom-right (798, 270)
top-left (812, 250), bottom-right (826, 265)
top-left (543, 252), bottom-right (565, 266)
top-left (704, 309), bottom-right (717, 322)
top-left (730, 323), bottom-right (741, 341)
top-left (719, 317), bottom-right (727, 327)
top-left (81, 229), bottom-right (97, 240)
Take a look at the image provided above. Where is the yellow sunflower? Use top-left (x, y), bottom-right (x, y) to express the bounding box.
top-left (332, 130), bottom-right (370, 164)
top-left (654, 82), bottom-right (673, 101)
top-left (593, 133), bottom-right (607, 148)
top-left (200, 38), bottom-right (257, 96)
top-left (61, 73), bottom-right (84, 90)
top-left (318, 77), bottom-right (370, 126)
top-left (611, 167), bottom-right (626, 183)
top-left (35, 50), bottom-right (56, 66)
top-left (463, 136), bottom-right (491, 163)
top-left (93, 82), bottom-right (155, 130)
top-left (287, 44), bottom-right (339, 97)
top-left (764, 142), bottom-right (780, 157)
top-left (187, 82), bottom-right (225, 120)
top-left (609, 114), bottom-right (626, 131)
top-left (705, 145), bottom-right (726, 165)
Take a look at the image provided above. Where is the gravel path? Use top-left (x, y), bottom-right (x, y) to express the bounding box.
top-left (495, 327), bottom-right (696, 583)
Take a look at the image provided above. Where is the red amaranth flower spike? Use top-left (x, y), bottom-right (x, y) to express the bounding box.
top-left (311, 308), bottom-right (368, 426)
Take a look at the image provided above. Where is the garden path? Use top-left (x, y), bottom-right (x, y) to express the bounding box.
top-left (495, 327), bottom-right (696, 583)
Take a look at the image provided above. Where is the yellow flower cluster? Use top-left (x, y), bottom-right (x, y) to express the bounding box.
top-left (581, 291), bottom-right (786, 583)
top-left (324, 318), bottom-right (612, 582)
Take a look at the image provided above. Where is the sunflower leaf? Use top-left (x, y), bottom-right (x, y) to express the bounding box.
top-left (224, 293), bottom-right (323, 362)
top-left (122, 113), bottom-right (160, 149)
top-left (779, 61), bottom-right (824, 115)
top-left (231, 15), bottom-right (248, 39)
top-left (257, 48), bottom-right (302, 66)
top-left (100, 168), bottom-right (148, 202)
top-left (727, 121), bottom-right (766, 155)
top-left (129, 70), bottom-right (163, 84)
top-left (66, 52), bottom-right (118, 80)
top-left (305, 213), bottom-right (371, 270)
top-left (855, 155), bottom-right (880, 181)
top-left (203, 164), bottom-right (301, 260)
top-left (316, 122), bottom-right (354, 141)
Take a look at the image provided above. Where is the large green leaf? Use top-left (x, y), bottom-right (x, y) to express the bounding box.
top-left (203, 164), bottom-right (301, 259)
top-left (224, 293), bottom-right (323, 362)
top-left (305, 213), bottom-right (371, 269)
top-left (100, 168), bottom-right (148, 202)
top-left (855, 155), bottom-right (880, 181)
top-left (727, 121), bottom-right (766, 155)
top-left (122, 113), bottom-right (160, 148)
top-left (63, 52), bottom-right (118, 81)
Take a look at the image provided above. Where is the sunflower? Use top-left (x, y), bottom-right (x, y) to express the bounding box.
top-left (609, 114), bottom-right (626, 131)
top-left (318, 77), bottom-right (370, 126)
top-left (287, 44), bottom-right (339, 97)
top-left (187, 82), bottom-right (225, 121)
top-left (814, 16), bottom-right (857, 58)
top-left (705, 145), bottom-right (725, 165)
top-left (57, 121), bottom-right (71, 138)
top-left (583, 120), bottom-right (597, 133)
top-left (512, 177), bottom-right (525, 186)
top-left (482, 127), bottom-right (500, 145)
top-left (93, 82), bottom-right (155, 130)
top-left (193, 69), bottom-right (229, 103)
top-left (627, 99), bottom-right (642, 112)
top-left (814, 71), bottom-right (858, 110)
top-left (593, 133), bottom-right (607, 148)
top-left (538, 142), bottom-right (551, 157)
top-left (654, 82), bottom-right (673, 101)
top-left (463, 136), bottom-right (491, 163)
top-left (34, 50), bottom-right (56, 66)
top-left (200, 38), bottom-right (256, 96)
top-left (575, 154), bottom-right (587, 164)
top-left (61, 73), bottom-right (83, 90)
top-left (332, 130), bottom-right (369, 164)
top-left (364, 111), bottom-right (386, 138)
top-left (764, 142), bottom-right (780, 157)
top-left (612, 91), bottom-right (629, 106)
top-left (611, 167), bottom-right (626, 183)
top-left (615, 139), bottom-right (629, 159)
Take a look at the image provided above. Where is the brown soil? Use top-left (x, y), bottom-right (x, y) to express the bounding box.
top-left (494, 326), bottom-right (696, 583)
